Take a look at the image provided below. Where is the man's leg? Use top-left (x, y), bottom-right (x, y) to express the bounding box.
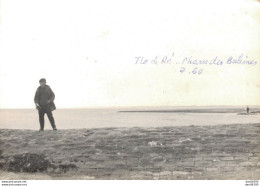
top-left (38, 109), bottom-right (45, 131)
top-left (46, 110), bottom-right (57, 130)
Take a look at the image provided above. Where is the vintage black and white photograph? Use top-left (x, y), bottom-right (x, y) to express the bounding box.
top-left (0, 0), bottom-right (260, 182)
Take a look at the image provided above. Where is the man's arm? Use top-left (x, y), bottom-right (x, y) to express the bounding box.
top-left (49, 87), bottom-right (55, 102)
top-left (34, 88), bottom-right (39, 104)
top-left (34, 88), bottom-right (41, 109)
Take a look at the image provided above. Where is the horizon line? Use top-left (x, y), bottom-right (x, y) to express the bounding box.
top-left (1, 105), bottom-right (260, 109)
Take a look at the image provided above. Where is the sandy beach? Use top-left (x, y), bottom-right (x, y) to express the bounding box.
top-left (0, 123), bottom-right (260, 180)
top-left (1, 107), bottom-right (260, 130)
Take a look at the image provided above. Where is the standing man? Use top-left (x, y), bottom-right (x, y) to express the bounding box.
top-left (34, 78), bottom-right (57, 131)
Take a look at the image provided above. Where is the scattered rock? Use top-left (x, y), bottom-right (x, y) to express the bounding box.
top-left (4, 153), bottom-right (53, 173)
top-left (59, 163), bottom-right (78, 173)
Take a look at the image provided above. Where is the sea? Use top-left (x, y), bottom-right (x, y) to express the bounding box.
top-left (0, 106), bottom-right (259, 130)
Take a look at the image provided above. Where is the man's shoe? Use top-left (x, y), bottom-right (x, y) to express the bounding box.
top-left (53, 128), bottom-right (57, 131)
top-left (39, 129), bottom-right (44, 132)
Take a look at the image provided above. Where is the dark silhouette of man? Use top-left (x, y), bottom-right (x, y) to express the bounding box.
top-left (34, 78), bottom-right (57, 131)
top-left (246, 106), bottom-right (250, 114)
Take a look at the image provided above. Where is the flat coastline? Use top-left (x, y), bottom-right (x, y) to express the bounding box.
top-left (0, 123), bottom-right (259, 179)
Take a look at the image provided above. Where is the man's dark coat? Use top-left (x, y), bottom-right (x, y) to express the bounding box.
top-left (34, 85), bottom-right (56, 111)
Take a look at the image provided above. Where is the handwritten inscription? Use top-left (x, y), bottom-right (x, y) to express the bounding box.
top-left (179, 67), bottom-right (203, 75)
top-left (135, 53), bottom-right (175, 65)
top-left (135, 53), bottom-right (258, 75)
top-left (182, 56), bottom-right (223, 66)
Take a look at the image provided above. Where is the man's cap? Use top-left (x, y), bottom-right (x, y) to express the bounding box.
top-left (39, 78), bottom-right (46, 83)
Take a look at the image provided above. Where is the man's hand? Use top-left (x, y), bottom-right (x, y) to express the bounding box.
top-left (35, 103), bottom-right (41, 110)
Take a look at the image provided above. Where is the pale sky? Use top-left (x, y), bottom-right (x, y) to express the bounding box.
top-left (0, 0), bottom-right (259, 108)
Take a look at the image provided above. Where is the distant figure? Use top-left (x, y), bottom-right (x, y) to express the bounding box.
top-left (34, 78), bottom-right (57, 131)
top-left (246, 106), bottom-right (250, 114)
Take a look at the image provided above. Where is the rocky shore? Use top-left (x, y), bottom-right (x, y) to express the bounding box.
top-left (0, 123), bottom-right (260, 179)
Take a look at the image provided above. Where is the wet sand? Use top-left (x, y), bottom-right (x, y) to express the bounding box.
top-left (1, 108), bottom-right (260, 130)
